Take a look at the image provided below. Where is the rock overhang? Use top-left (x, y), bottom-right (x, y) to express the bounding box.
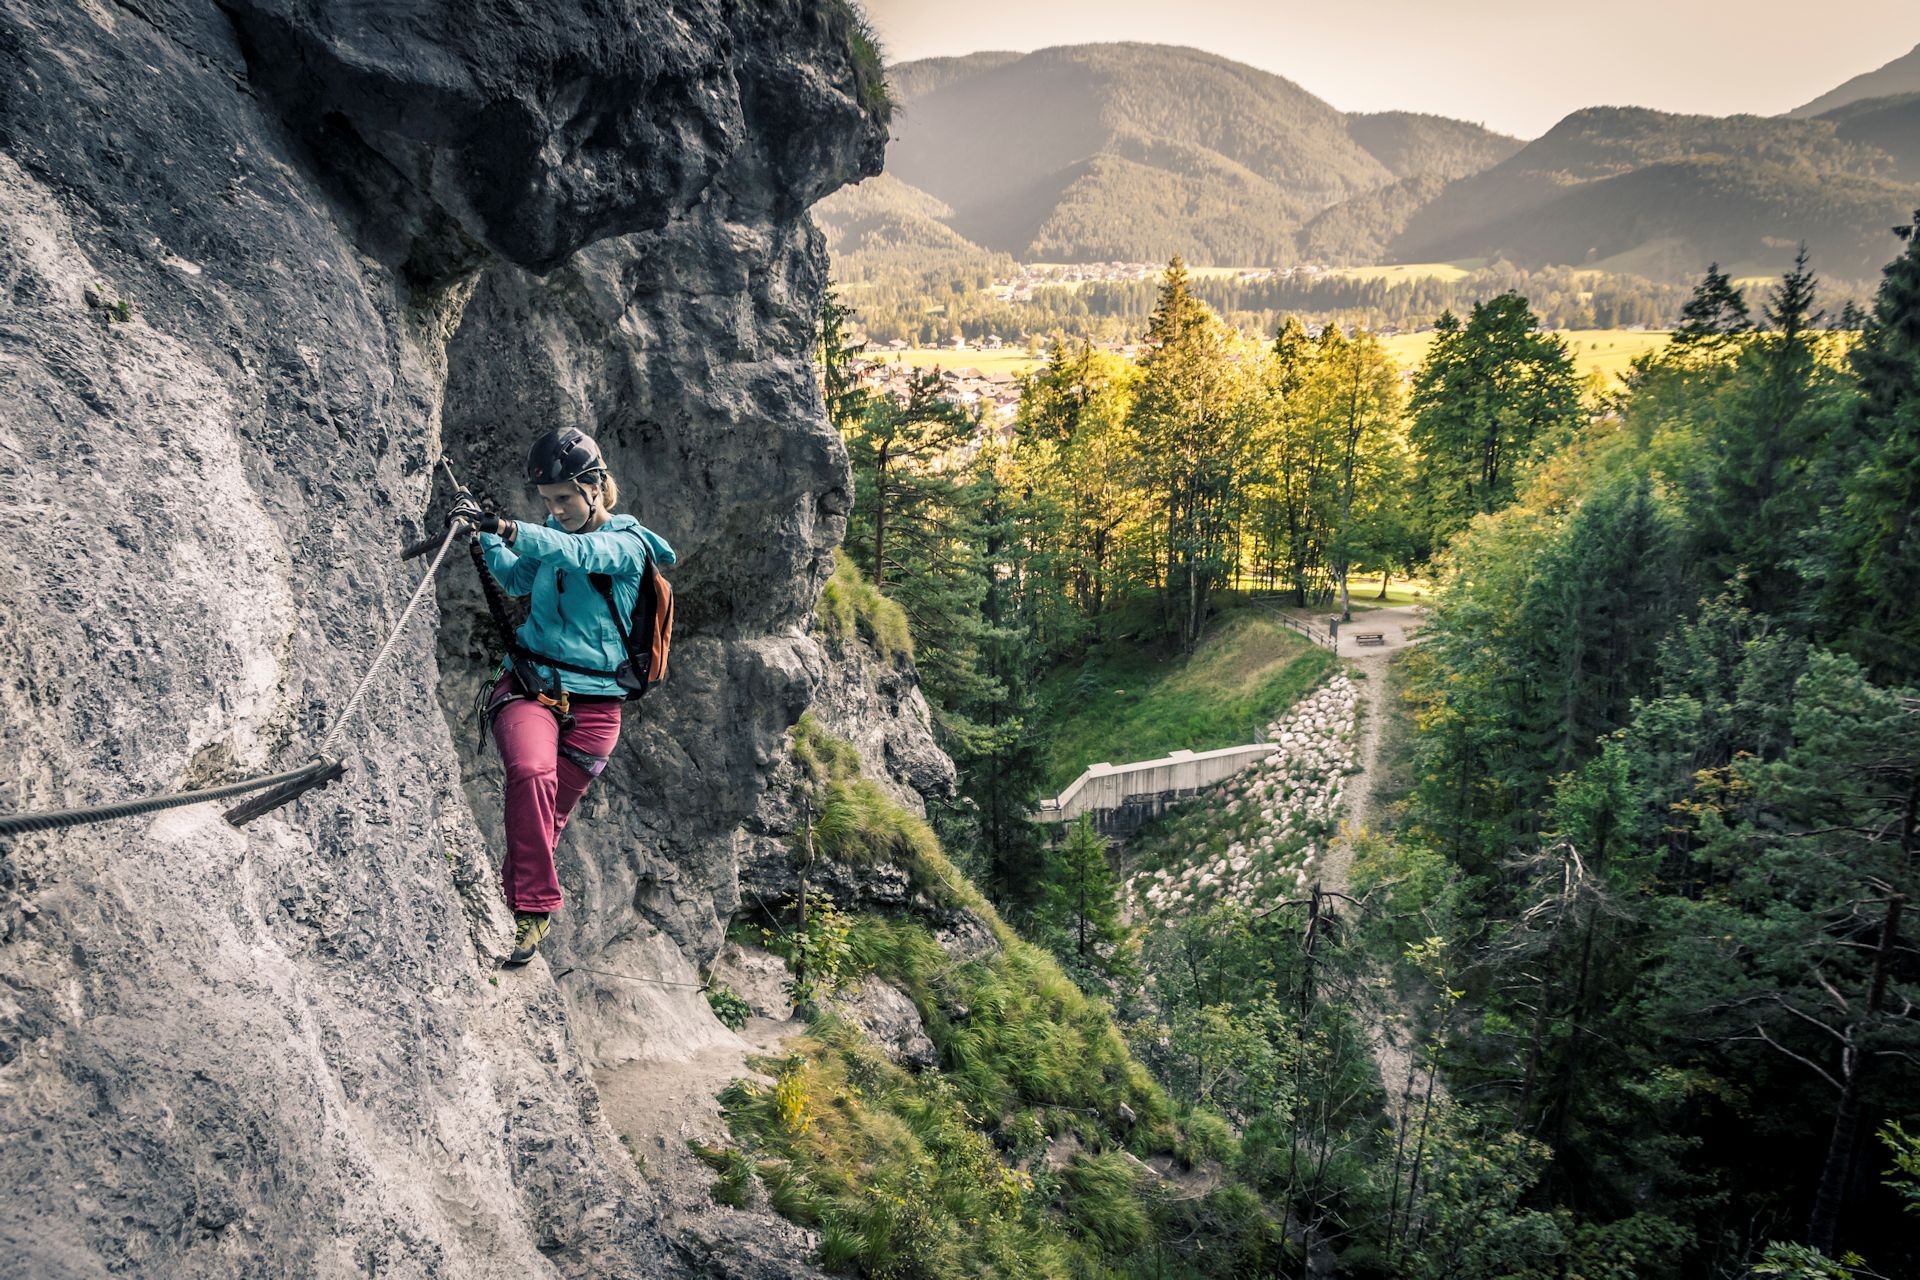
top-left (220, 0), bottom-right (886, 278)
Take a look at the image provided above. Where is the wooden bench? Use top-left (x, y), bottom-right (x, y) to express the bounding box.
top-left (1353, 632), bottom-right (1386, 646)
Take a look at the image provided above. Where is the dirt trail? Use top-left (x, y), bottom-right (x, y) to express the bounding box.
top-left (1321, 646), bottom-right (1440, 1124)
top-left (597, 1012), bottom-right (820, 1272)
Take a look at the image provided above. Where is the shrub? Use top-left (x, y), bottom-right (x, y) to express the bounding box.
top-left (706, 983), bottom-right (752, 1031)
top-left (762, 889), bottom-right (856, 1009)
top-left (774, 1062), bottom-right (814, 1137)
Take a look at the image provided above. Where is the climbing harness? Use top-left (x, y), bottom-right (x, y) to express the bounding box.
top-left (0, 468), bottom-right (470, 837)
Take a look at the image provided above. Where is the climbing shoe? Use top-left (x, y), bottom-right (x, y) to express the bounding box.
top-left (505, 912), bottom-right (551, 967)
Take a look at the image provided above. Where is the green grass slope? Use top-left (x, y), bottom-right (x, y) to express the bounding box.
top-left (711, 716), bottom-right (1284, 1278)
top-left (1035, 605), bottom-right (1336, 793)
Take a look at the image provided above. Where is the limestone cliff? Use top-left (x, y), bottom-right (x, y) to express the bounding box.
top-left (0, 2), bottom-right (888, 1274)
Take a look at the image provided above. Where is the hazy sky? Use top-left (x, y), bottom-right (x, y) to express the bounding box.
top-left (864, 0), bottom-right (1920, 138)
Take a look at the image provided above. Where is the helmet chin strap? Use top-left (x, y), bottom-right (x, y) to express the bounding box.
top-left (566, 474), bottom-right (604, 534)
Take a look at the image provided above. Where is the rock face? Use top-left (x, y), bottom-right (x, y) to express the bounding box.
top-left (0, 2), bottom-right (884, 1275)
top-left (806, 633), bottom-right (957, 818)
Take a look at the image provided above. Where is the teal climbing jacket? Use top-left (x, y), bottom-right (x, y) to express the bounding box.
top-left (478, 514), bottom-right (677, 697)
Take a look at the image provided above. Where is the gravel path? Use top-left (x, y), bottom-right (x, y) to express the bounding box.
top-left (1321, 643), bottom-right (1440, 1124)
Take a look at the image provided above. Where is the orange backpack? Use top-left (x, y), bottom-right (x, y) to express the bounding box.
top-left (590, 552), bottom-right (672, 700)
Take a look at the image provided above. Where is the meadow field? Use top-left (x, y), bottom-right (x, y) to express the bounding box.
top-left (876, 328), bottom-right (1675, 388)
top-left (1377, 328), bottom-right (1674, 387)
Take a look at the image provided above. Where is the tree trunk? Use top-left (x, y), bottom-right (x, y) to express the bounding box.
top-left (1077, 873), bottom-right (1088, 957)
top-left (1808, 893), bottom-right (1905, 1254)
top-left (872, 445), bottom-right (889, 587)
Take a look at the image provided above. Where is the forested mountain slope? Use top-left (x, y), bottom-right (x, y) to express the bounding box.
top-left (1819, 91), bottom-right (1920, 182)
top-left (1387, 105), bottom-right (1919, 277)
top-left (879, 43), bottom-right (1517, 264)
top-left (849, 45), bottom-right (1920, 280)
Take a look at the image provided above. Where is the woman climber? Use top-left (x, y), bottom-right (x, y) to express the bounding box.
top-left (451, 427), bottom-right (676, 967)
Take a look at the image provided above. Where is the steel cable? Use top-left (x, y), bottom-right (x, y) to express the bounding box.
top-left (1, 518), bottom-right (461, 836)
top-left (0, 760), bottom-right (339, 836)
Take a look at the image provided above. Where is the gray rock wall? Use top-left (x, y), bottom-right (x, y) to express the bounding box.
top-left (0, 1), bottom-right (885, 1274)
top-left (806, 632), bottom-right (957, 819)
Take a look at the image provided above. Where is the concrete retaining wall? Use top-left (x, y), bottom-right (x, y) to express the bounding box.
top-left (1035, 743), bottom-right (1279, 831)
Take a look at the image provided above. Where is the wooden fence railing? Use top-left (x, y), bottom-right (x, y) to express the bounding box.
top-left (1247, 593), bottom-right (1337, 651)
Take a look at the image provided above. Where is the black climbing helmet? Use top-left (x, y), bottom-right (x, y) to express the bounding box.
top-left (524, 427), bottom-right (606, 487)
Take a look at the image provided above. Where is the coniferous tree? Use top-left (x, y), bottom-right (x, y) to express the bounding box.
top-left (1650, 652), bottom-right (1919, 1258)
top-left (1246, 315), bottom-right (1328, 599)
top-left (1012, 341), bottom-right (1140, 633)
top-left (1672, 262), bottom-right (1753, 347)
top-left (1131, 257), bottom-right (1251, 650)
top-left (1824, 213), bottom-right (1920, 681)
top-left (949, 455), bottom-right (1051, 911)
top-left (817, 283), bottom-right (869, 434)
top-left (1323, 328), bottom-right (1402, 619)
top-left (1407, 294), bottom-right (1584, 545)
top-left (1694, 247), bottom-right (1850, 620)
top-left (1041, 815), bottom-right (1125, 980)
top-left (843, 367), bottom-right (973, 590)
top-left (841, 367), bottom-right (1000, 762)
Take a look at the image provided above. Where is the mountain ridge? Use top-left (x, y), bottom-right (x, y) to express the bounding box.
top-left (876, 42), bottom-right (1514, 266)
top-left (1790, 41), bottom-right (1920, 117)
top-left (831, 41), bottom-right (1920, 281)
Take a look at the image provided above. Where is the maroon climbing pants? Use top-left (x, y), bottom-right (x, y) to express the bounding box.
top-left (489, 675), bottom-right (622, 914)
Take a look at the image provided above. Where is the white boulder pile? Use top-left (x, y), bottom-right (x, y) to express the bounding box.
top-left (1129, 672), bottom-right (1360, 920)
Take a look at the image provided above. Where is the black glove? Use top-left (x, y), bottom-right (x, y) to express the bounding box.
top-left (450, 495), bottom-right (510, 537)
top-left (449, 494), bottom-right (483, 527)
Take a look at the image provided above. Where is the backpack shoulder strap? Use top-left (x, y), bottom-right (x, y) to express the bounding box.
top-left (588, 532), bottom-right (661, 699)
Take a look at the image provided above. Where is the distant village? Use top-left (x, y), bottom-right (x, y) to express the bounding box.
top-left (846, 347), bottom-right (1030, 431)
top-left (982, 259), bottom-right (1336, 303)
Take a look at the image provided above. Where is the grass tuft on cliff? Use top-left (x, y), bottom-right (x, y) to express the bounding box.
top-left (830, 0), bottom-right (893, 121)
top-left (792, 713), bottom-right (967, 909)
top-left (816, 549), bottom-right (913, 663)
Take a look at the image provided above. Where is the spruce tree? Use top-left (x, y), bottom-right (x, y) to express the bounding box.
top-left (1131, 257), bottom-right (1249, 650)
top-left (817, 283), bottom-right (869, 434)
top-left (1042, 815), bottom-right (1123, 972)
top-left (950, 456), bottom-right (1050, 912)
top-left (1672, 262), bottom-right (1752, 347)
top-left (1695, 246), bottom-right (1848, 620)
top-left (1825, 213), bottom-right (1920, 681)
